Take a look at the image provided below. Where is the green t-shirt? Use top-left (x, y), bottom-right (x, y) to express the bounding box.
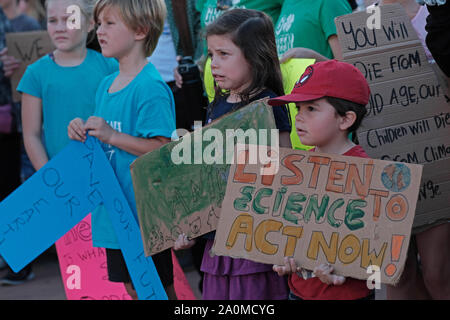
top-left (196, 0), bottom-right (283, 31)
top-left (275, 0), bottom-right (352, 58)
top-left (196, 0), bottom-right (283, 55)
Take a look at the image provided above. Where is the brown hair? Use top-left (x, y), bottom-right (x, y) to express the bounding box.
top-left (206, 8), bottom-right (285, 109)
top-left (94, 0), bottom-right (166, 56)
top-left (325, 96), bottom-right (367, 133)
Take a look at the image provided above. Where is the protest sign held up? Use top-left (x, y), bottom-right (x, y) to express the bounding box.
top-left (5, 31), bottom-right (54, 102)
top-left (0, 137), bottom-right (167, 300)
top-left (132, 100), bottom-right (278, 257)
top-left (335, 4), bottom-right (450, 229)
top-left (212, 145), bottom-right (423, 285)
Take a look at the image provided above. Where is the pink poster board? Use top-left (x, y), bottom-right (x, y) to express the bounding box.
top-left (56, 214), bottom-right (196, 300)
top-left (172, 250), bottom-right (197, 300)
top-left (55, 214), bottom-right (132, 300)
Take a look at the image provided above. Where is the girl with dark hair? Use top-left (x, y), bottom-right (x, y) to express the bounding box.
top-left (174, 8), bottom-right (291, 300)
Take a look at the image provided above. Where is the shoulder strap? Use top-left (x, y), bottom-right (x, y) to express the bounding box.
top-left (171, 0), bottom-right (194, 57)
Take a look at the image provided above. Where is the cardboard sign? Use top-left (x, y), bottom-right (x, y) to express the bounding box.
top-left (212, 145), bottom-right (423, 284)
top-left (0, 137), bottom-right (166, 300)
top-left (131, 100), bottom-right (277, 256)
top-left (5, 31), bottom-right (54, 102)
top-left (335, 4), bottom-right (450, 228)
top-left (55, 214), bottom-right (132, 300)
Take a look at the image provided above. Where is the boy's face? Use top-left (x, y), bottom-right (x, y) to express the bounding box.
top-left (96, 6), bottom-right (138, 59)
top-left (295, 98), bottom-right (349, 148)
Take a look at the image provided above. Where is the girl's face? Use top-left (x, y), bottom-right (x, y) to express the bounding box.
top-left (46, 0), bottom-right (93, 53)
top-left (96, 6), bottom-right (138, 60)
top-left (295, 98), bottom-right (347, 148)
top-left (207, 34), bottom-right (252, 95)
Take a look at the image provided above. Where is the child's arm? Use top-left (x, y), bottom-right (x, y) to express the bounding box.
top-left (328, 35), bottom-right (343, 60)
top-left (279, 47), bottom-right (328, 64)
top-left (22, 93), bottom-right (48, 171)
top-left (83, 116), bottom-right (170, 156)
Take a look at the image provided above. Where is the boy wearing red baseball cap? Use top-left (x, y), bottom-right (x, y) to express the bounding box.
top-left (270, 59), bottom-right (374, 300)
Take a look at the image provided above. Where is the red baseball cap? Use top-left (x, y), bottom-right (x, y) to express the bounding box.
top-left (268, 59), bottom-right (370, 106)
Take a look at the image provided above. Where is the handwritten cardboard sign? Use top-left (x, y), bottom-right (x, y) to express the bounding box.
top-left (212, 145), bottom-right (423, 284)
top-left (335, 4), bottom-right (450, 228)
top-left (5, 31), bottom-right (54, 102)
top-left (0, 137), bottom-right (166, 300)
top-left (132, 100), bottom-right (277, 256)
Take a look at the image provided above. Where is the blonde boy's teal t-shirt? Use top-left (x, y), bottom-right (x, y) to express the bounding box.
top-left (17, 49), bottom-right (118, 158)
top-left (91, 62), bottom-right (176, 249)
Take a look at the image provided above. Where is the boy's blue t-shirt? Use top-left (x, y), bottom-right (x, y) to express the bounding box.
top-left (17, 49), bottom-right (119, 158)
top-left (91, 62), bottom-right (176, 249)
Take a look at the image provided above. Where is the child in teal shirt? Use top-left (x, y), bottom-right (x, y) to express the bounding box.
top-left (68, 0), bottom-right (176, 300)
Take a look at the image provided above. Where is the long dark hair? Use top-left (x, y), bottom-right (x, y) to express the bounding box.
top-left (206, 8), bottom-right (284, 110)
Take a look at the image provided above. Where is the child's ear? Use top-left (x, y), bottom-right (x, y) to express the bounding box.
top-left (135, 27), bottom-right (148, 41)
top-left (87, 18), bottom-right (95, 33)
top-left (339, 111), bottom-right (357, 131)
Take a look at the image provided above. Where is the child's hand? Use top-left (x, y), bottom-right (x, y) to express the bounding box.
top-left (273, 257), bottom-right (300, 276)
top-left (313, 263), bottom-right (346, 286)
top-left (83, 116), bottom-right (115, 144)
top-left (68, 118), bottom-right (87, 142)
top-left (0, 48), bottom-right (21, 78)
top-left (174, 56), bottom-right (183, 88)
top-left (173, 233), bottom-right (195, 250)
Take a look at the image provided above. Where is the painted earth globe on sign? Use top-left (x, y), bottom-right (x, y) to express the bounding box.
top-left (381, 163), bottom-right (411, 192)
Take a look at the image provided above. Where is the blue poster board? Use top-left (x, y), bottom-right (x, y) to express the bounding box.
top-left (0, 137), bottom-right (166, 300)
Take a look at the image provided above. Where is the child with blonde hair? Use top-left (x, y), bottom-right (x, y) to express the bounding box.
top-left (0, 0), bottom-right (117, 285)
top-left (68, 0), bottom-right (176, 300)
